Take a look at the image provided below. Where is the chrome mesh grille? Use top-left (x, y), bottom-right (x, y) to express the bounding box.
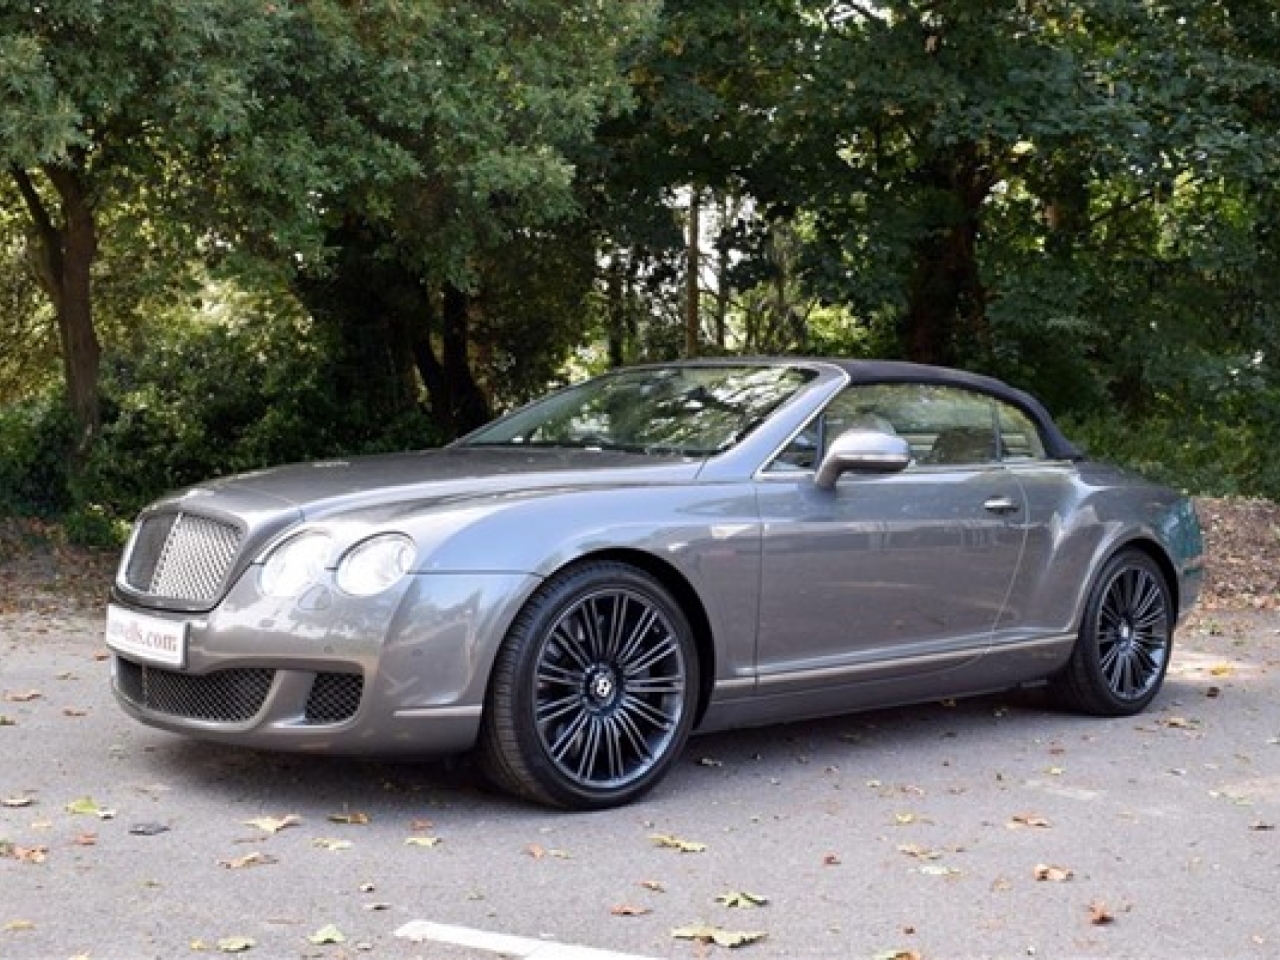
top-left (124, 511), bottom-right (242, 603)
top-left (303, 673), bottom-right (364, 724)
top-left (116, 660), bottom-right (274, 722)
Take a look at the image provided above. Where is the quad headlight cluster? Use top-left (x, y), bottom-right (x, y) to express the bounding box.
top-left (260, 531), bottom-right (416, 599)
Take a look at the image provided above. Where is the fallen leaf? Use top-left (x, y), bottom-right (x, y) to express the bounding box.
top-left (242, 814), bottom-right (301, 835)
top-left (311, 838), bottom-right (352, 852)
top-left (307, 924), bottom-right (346, 945)
top-left (1008, 813), bottom-right (1052, 829)
top-left (66, 797), bottom-right (115, 819)
top-left (873, 951), bottom-right (922, 960)
top-left (327, 811), bottom-right (370, 825)
top-left (1034, 864), bottom-right (1074, 882)
top-left (130, 822), bottom-right (171, 836)
top-left (1088, 900), bottom-right (1115, 925)
top-left (1, 796), bottom-right (34, 808)
top-left (897, 843), bottom-right (942, 861)
top-left (218, 852), bottom-right (277, 870)
top-left (2, 690), bottom-right (41, 703)
top-left (72, 832), bottom-right (97, 847)
top-left (11, 846), bottom-right (48, 864)
top-left (823, 853), bottom-right (842, 866)
top-left (404, 836), bottom-right (441, 848)
top-left (650, 833), bottom-right (707, 853)
top-left (525, 843), bottom-right (571, 859)
top-left (697, 757), bottom-right (723, 767)
top-left (611, 904), bottom-right (652, 917)
top-left (639, 880), bottom-right (666, 892)
top-left (63, 708), bottom-right (87, 717)
top-left (919, 864), bottom-right (962, 878)
top-left (3, 919), bottom-right (35, 932)
top-left (672, 924), bottom-right (767, 948)
top-left (717, 891), bottom-right (769, 909)
top-left (216, 936), bottom-right (256, 953)
top-left (0, 716), bottom-right (15, 727)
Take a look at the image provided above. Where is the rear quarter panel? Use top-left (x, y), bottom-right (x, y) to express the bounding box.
top-left (1003, 461), bottom-right (1203, 641)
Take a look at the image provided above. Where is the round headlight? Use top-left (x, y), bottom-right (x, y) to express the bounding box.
top-left (336, 534), bottom-right (416, 597)
top-left (260, 531), bottom-right (333, 598)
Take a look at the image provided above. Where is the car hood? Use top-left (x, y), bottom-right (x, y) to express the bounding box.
top-left (157, 446), bottom-right (704, 522)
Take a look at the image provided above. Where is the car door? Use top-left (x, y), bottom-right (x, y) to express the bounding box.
top-left (752, 382), bottom-right (1029, 695)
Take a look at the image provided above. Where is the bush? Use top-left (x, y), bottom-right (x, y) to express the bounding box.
top-left (0, 396), bottom-right (74, 517)
top-left (1063, 410), bottom-right (1279, 500)
top-left (1, 314), bottom-right (443, 545)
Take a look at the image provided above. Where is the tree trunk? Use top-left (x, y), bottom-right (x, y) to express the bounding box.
top-left (440, 285), bottom-right (492, 435)
top-left (900, 144), bottom-right (994, 367)
top-left (12, 164), bottom-right (102, 455)
top-left (685, 189), bottom-right (701, 358)
top-left (605, 254), bottom-right (626, 368)
top-left (713, 193), bottom-right (731, 351)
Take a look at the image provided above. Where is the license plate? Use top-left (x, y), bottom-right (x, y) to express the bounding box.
top-left (105, 604), bottom-right (188, 668)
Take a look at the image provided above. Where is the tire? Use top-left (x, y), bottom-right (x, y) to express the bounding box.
top-left (1049, 549), bottom-right (1173, 716)
top-left (478, 561), bottom-right (699, 809)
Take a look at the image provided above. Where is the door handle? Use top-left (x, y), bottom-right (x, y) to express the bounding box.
top-left (983, 496), bottom-right (1020, 515)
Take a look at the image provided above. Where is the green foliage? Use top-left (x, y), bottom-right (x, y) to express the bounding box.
top-left (1065, 407), bottom-right (1280, 502)
top-left (5, 0), bottom-right (1280, 527)
top-left (0, 306), bottom-right (444, 542)
top-left (75, 314), bottom-right (441, 523)
top-left (0, 395), bottom-right (74, 517)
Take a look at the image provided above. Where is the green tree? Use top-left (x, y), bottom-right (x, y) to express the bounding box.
top-left (0, 0), bottom-right (283, 452)
top-left (214, 0), bottom-right (657, 435)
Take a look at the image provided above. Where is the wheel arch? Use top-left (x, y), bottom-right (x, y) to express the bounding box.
top-left (561, 547), bottom-right (718, 726)
top-left (1111, 536), bottom-right (1181, 623)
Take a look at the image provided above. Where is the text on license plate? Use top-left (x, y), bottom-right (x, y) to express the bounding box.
top-left (105, 604), bottom-right (188, 668)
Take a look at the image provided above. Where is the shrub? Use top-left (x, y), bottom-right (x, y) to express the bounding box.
top-left (1062, 411), bottom-right (1278, 500)
top-left (1, 313), bottom-right (442, 545)
top-left (0, 395), bottom-right (74, 517)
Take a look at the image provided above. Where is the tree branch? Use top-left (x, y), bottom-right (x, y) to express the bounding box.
top-left (10, 166), bottom-right (61, 256)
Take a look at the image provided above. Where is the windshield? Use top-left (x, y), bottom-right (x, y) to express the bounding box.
top-left (461, 365), bottom-right (817, 457)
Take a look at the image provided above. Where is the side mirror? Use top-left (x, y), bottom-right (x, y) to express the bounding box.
top-left (814, 428), bottom-right (911, 489)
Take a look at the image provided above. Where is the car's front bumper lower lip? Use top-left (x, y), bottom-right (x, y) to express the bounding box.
top-left (110, 654), bottom-right (485, 756)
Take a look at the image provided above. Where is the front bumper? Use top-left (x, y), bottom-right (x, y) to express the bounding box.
top-left (108, 569), bottom-right (541, 758)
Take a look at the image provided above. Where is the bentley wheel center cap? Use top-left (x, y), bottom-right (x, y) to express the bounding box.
top-left (586, 667), bottom-right (618, 705)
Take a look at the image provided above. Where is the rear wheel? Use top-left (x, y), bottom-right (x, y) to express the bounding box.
top-left (1049, 549), bottom-right (1173, 716)
top-left (479, 562), bottom-right (698, 809)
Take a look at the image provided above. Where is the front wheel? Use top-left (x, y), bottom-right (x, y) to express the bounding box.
top-left (1049, 549), bottom-right (1173, 716)
top-left (478, 562), bottom-right (699, 809)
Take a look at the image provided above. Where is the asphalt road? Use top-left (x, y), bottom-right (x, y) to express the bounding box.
top-left (2, 605), bottom-right (1278, 960)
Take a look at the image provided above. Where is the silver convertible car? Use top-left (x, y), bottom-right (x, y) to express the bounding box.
top-left (106, 359), bottom-right (1204, 808)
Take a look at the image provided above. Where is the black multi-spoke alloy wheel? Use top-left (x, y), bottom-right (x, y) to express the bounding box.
top-left (479, 562), bottom-right (699, 809)
top-left (1049, 549), bottom-right (1173, 716)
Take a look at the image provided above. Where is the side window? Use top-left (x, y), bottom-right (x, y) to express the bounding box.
top-left (767, 383), bottom-right (1048, 472)
top-left (767, 386), bottom-right (903, 472)
top-left (997, 403), bottom-right (1047, 460)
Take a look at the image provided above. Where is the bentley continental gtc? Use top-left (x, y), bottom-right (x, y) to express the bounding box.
top-left (106, 359), bottom-right (1204, 808)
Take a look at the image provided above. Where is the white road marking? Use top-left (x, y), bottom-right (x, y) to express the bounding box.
top-left (394, 921), bottom-right (660, 960)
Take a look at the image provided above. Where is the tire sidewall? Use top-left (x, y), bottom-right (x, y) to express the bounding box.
top-left (497, 563), bottom-right (699, 809)
top-left (1077, 550), bottom-right (1173, 715)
